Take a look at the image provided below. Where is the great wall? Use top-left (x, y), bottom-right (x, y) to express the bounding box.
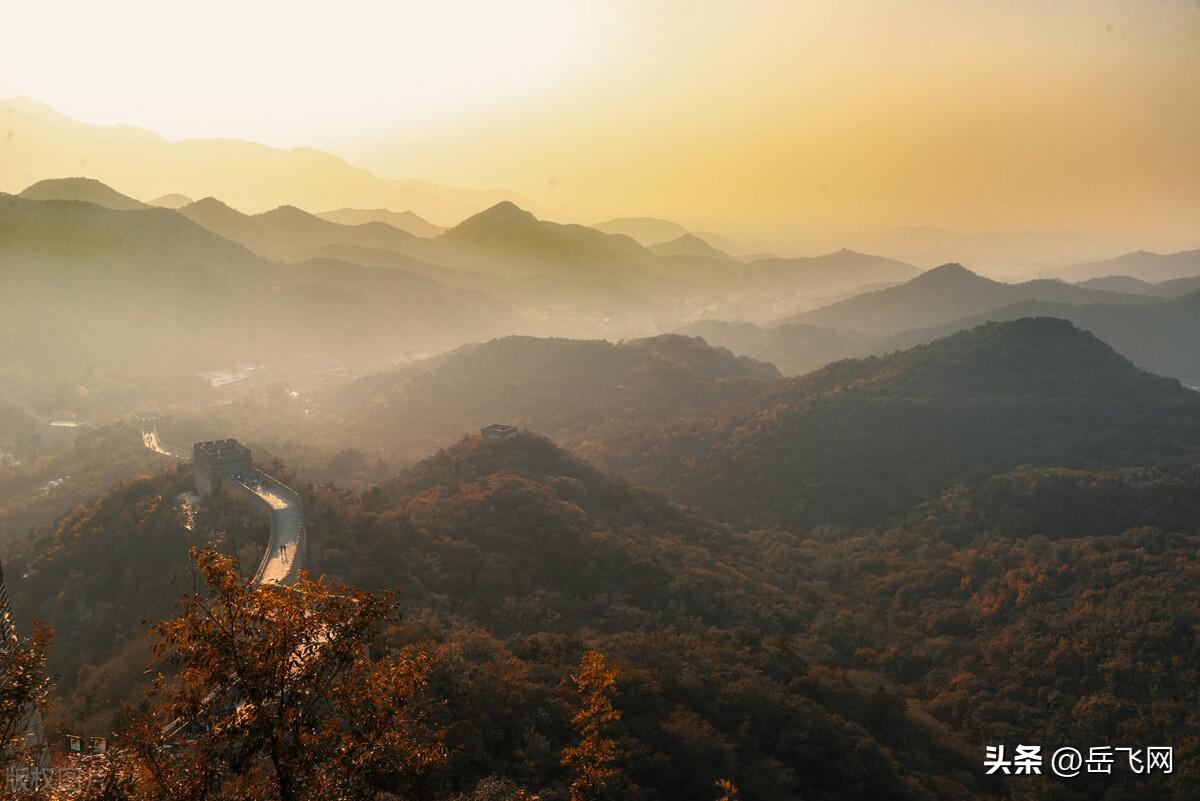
top-left (141, 423), bottom-right (306, 588)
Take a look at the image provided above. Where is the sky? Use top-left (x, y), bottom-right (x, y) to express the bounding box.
top-left (3, 0), bottom-right (1199, 250)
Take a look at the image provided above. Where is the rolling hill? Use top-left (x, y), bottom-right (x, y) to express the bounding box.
top-left (857, 225), bottom-right (1135, 276)
top-left (321, 333), bottom-right (779, 461)
top-left (317, 207), bottom-right (447, 238)
top-left (1075, 275), bottom-right (1158, 294)
top-left (648, 232), bottom-right (732, 260)
top-left (18, 176), bottom-right (149, 210)
top-left (677, 320), bottom-right (879, 376)
top-left (177, 196), bottom-right (438, 263)
top-left (591, 215), bottom-right (690, 245)
top-left (605, 318), bottom-right (1200, 530)
top-left (439, 201), bottom-right (652, 276)
top-left (744, 249), bottom-right (920, 303)
top-left (1076, 272), bottom-right (1200, 298)
top-left (1057, 248), bottom-right (1200, 283)
top-left (147, 193), bottom-right (193, 208)
top-left (787, 263), bottom-right (1152, 334)
top-left (889, 291), bottom-right (1200, 385)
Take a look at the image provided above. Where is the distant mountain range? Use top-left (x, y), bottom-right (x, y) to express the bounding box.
top-left (592, 216), bottom-right (691, 245)
top-left (177, 196), bottom-right (437, 264)
top-left (785, 263), bottom-right (1151, 334)
top-left (1055, 248), bottom-right (1200, 284)
top-left (317, 207), bottom-right (446, 238)
top-left (1076, 273), bottom-right (1200, 297)
top-left (744, 249), bottom-right (919, 299)
top-left (439, 201), bottom-right (651, 277)
top-left (648, 233), bottom-right (732, 260)
top-left (593, 216), bottom-right (740, 255)
top-left (0, 97), bottom-right (528, 224)
top-left (0, 191), bottom-right (521, 409)
top-left (6, 176), bottom-right (940, 333)
top-left (677, 320), bottom-right (877, 376)
top-left (28, 174), bottom-right (1197, 391)
top-left (857, 224), bottom-right (1139, 277)
top-left (889, 291), bottom-right (1200, 385)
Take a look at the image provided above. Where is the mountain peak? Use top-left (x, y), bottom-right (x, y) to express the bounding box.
top-left (261, 204), bottom-right (319, 222)
top-left (383, 430), bottom-right (606, 503)
top-left (592, 216), bottom-right (690, 246)
top-left (19, 177), bottom-right (148, 211)
top-left (442, 201), bottom-right (539, 242)
top-left (316, 207), bottom-right (447, 238)
top-left (149, 193), bottom-right (193, 209)
top-left (648, 232), bottom-right (731, 260)
top-left (917, 262), bottom-right (979, 280)
top-left (186, 196), bottom-right (237, 213)
top-left (477, 200), bottom-right (536, 223)
top-left (805, 317), bottom-right (1172, 402)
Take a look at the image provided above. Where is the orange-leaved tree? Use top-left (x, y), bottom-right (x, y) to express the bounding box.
top-left (94, 544), bottom-right (446, 801)
top-left (560, 650), bottom-right (633, 801)
top-left (0, 621), bottom-right (52, 776)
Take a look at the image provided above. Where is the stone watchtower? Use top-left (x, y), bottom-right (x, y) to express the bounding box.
top-left (193, 439), bottom-right (253, 496)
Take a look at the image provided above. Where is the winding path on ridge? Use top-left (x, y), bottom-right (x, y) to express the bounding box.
top-left (140, 421), bottom-right (305, 587)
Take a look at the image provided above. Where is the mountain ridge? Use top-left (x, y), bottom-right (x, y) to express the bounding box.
top-left (786, 263), bottom-right (1154, 334)
top-left (19, 177), bottom-right (150, 210)
top-left (602, 318), bottom-right (1200, 530)
top-left (317, 207), bottom-right (446, 238)
top-left (0, 97), bottom-right (532, 224)
top-left (649, 232), bottom-right (732, 260)
top-left (1057, 248), bottom-right (1200, 283)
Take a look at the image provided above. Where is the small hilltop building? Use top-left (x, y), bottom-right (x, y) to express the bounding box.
top-left (481, 424), bottom-right (518, 441)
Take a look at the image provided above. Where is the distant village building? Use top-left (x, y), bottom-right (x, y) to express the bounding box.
top-left (193, 439), bottom-right (253, 496)
top-left (481, 423), bottom-right (518, 441)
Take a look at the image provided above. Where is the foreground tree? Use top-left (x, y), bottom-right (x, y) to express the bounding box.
top-left (97, 545), bottom-right (446, 801)
top-left (0, 621), bottom-right (52, 777)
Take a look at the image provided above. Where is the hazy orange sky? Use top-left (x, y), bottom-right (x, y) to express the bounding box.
top-left (3, 1), bottom-right (1198, 250)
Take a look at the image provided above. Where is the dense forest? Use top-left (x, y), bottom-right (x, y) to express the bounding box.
top-left (3, 318), bottom-right (1199, 799)
top-left (602, 319), bottom-right (1200, 530)
top-left (8, 419), bottom-right (1200, 797)
top-left (7, 435), bottom-right (996, 800)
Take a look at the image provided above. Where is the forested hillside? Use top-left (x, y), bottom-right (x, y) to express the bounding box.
top-left (604, 319), bottom-right (1200, 530)
top-left (10, 424), bottom-right (1200, 798)
top-left (4, 435), bottom-right (1000, 800)
top-left (322, 334), bottom-right (779, 461)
